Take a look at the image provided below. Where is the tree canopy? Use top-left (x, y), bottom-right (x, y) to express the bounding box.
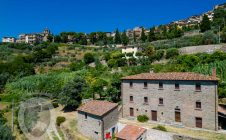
top-left (58, 76), bottom-right (87, 108)
top-left (200, 14), bottom-right (211, 32)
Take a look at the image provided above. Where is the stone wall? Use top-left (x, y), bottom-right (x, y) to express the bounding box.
top-left (122, 80), bottom-right (218, 130)
top-left (103, 107), bottom-right (119, 135)
top-left (77, 111), bottom-right (103, 140)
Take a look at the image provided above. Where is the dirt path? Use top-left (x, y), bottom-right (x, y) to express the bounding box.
top-left (53, 106), bottom-right (90, 140)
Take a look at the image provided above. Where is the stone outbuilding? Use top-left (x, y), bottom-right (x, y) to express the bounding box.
top-left (77, 100), bottom-right (119, 140)
top-left (116, 125), bottom-right (147, 140)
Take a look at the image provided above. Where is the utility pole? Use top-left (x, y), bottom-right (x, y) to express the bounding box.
top-left (218, 26), bottom-right (221, 44)
top-left (223, 17), bottom-right (225, 27)
top-left (11, 99), bottom-right (14, 133)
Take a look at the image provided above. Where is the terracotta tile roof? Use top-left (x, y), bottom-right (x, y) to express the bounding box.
top-left (122, 72), bottom-right (219, 81)
top-left (77, 100), bottom-right (118, 117)
top-left (116, 125), bottom-right (147, 140)
top-left (218, 105), bottom-right (226, 115)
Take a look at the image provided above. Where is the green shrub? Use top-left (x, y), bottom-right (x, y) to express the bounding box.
top-left (137, 115), bottom-right (149, 122)
top-left (153, 125), bottom-right (167, 132)
top-left (202, 31), bottom-right (218, 45)
top-left (84, 52), bottom-right (95, 64)
top-left (126, 52), bottom-right (134, 57)
top-left (56, 116), bottom-right (66, 126)
top-left (166, 48), bottom-right (179, 59)
top-left (52, 102), bottom-right (59, 108)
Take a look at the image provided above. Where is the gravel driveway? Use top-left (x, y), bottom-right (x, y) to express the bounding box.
top-left (146, 129), bottom-right (173, 140)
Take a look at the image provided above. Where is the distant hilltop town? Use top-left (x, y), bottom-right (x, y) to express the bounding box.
top-left (2, 3), bottom-right (226, 45)
top-left (169, 3), bottom-right (226, 28)
top-left (2, 28), bottom-right (51, 44)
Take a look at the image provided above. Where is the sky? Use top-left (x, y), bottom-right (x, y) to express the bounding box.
top-left (0, 0), bottom-right (225, 39)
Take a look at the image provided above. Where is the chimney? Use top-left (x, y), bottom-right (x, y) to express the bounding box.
top-left (212, 68), bottom-right (216, 77)
top-left (150, 68), bottom-right (154, 73)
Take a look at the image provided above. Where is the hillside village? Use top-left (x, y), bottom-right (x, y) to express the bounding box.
top-left (1, 2), bottom-right (226, 140)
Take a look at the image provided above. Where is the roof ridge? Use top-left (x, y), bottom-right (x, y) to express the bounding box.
top-left (122, 72), bottom-right (219, 81)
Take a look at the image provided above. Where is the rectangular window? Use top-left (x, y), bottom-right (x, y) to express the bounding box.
top-left (196, 83), bottom-right (201, 91)
top-left (175, 83), bottom-right (180, 90)
top-left (94, 131), bottom-right (99, 135)
top-left (196, 101), bottom-right (201, 109)
top-left (159, 82), bottom-right (163, 89)
top-left (130, 108), bottom-right (134, 116)
top-left (144, 97), bottom-right (148, 104)
top-left (144, 82), bottom-right (148, 88)
top-left (159, 98), bottom-right (163, 105)
top-left (130, 96), bottom-right (133, 102)
top-left (130, 82), bottom-right (133, 88)
top-left (195, 117), bottom-right (202, 128)
top-left (85, 113), bottom-right (87, 119)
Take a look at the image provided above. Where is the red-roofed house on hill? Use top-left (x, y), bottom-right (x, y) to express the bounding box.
top-left (77, 100), bottom-right (119, 140)
top-left (116, 125), bottom-right (147, 140)
top-left (121, 71), bottom-right (219, 131)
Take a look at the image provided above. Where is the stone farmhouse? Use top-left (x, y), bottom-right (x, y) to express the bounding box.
top-left (77, 100), bottom-right (119, 140)
top-left (121, 71), bottom-right (219, 131)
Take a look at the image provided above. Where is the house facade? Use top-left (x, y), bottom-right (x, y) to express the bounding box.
top-left (121, 45), bottom-right (143, 59)
top-left (121, 71), bottom-right (219, 131)
top-left (2, 37), bottom-right (16, 43)
top-left (16, 28), bottom-right (51, 44)
top-left (77, 100), bottom-right (119, 140)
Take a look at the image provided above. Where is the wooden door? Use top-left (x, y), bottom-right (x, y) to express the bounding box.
top-left (196, 117), bottom-right (202, 128)
top-left (175, 111), bottom-right (181, 122)
top-left (151, 110), bottom-right (157, 121)
top-left (130, 108), bottom-right (134, 116)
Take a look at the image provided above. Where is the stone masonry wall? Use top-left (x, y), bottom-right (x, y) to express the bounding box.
top-left (122, 80), bottom-right (218, 130)
top-left (77, 111), bottom-right (103, 140)
top-left (103, 107), bottom-right (119, 135)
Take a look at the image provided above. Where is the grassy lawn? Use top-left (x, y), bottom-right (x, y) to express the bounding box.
top-left (53, 106), bottom-right (90, 140)
top-left (119, 118), bottom-right (226, 140)
top-left (0, 101), bottom-right (10, 110)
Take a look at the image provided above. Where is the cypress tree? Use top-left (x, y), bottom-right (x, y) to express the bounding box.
top-left (200, 14), bottom-right (211, 32)
top-left (114, 28), bottom-right (121, 44)
top-left (140, 28), bottom-right (147, 42)
top-left (121, 30), bottom-right (129, 45)
top-left (148, 27), bottom-right (156, 42)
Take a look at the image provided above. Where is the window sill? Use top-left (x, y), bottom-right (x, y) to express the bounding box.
top-left (143, 87), bottom-right (148, 89)
top-left (143, 103), bottom-right (149, 105)
top-left (158, 104), bottom-right (164, 106)
top-left (174, 89), bottom-right (180, 91)
top-left (158, 88), bottom-right (164, 90)
top-left (195, 90), bottom-right (202, 92)
top-left (195, 108), bottom-right (202, 111)
top-left (129, 101), bottom-right (134, 103)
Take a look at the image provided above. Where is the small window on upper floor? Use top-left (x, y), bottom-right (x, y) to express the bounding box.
top-left (130, 82), bottom-right (133, 88)
top-left (159, 82), bottom-right (163, 89)
top-left (175, 83), bottom-right (180, 90)
top-left (144, 97), bottom-right (148, 104)
top-left (130, 96), bottom-right (133, 102)
top-left (196, 83), bottom-right (201, 91)
top-left (159, 98), bottom-right (164, 105)
top-left (144, 82), bottom-right (148, 88)
top-left (196, 101), bottom-right (201, 109)
top-left (85, 113), bottom-right (87, 119)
